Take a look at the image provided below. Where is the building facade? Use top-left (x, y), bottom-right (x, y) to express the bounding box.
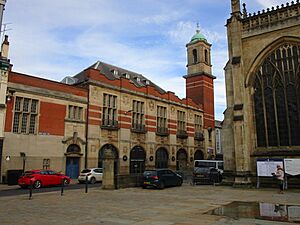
top-left (0, 29), bottom-right (216, 182)
top-left (223, 0), bottom-right (300, 185)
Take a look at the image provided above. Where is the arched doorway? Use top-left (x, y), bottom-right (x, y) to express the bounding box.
top-left (176, 149), bottom-right (188, 171)
top-left (98, 144), bottom-right (119, 169)
top-left (130, 146), bottom-right (146, 174)
top-left (65, 144), bottom-right (81, 179)
top-left (194, 150), bottom-right (204, 160)
top-left (155, 148), bottom-right (168, 169)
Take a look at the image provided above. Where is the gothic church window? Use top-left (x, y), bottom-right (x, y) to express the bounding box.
top-left (254, 44), bottom-right (300, 147)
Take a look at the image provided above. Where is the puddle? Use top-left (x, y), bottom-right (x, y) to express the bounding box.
top-left (206, 201), bottom-right (300, 223)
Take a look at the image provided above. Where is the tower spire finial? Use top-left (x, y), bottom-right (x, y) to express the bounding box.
top-left (196, 22), bottom-right (200, 33)
top-left (231, 0), bottom-right (241, 13)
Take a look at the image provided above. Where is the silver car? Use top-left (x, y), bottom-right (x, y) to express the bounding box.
top-left (78, 168), bottom-right (103, 184)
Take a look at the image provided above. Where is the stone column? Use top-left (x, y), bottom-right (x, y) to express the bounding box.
top-left (102, 148), bottom-right (115, 190)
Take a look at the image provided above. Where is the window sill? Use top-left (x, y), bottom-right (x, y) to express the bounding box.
top-left (64, 118), bottom-right (85, 124)
top-left (101, 125), bottom-right (119, 131)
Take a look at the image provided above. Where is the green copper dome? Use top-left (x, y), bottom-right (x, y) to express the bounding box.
top-left (190, 30), bottom-right (207, 43)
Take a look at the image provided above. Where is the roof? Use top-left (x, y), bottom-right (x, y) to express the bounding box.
top-left (190, 29), bottom-right (207, 44)
top-left (73, 61), bottom-right (166, 94)
top-left (215, 120), bottom-right (223, 128)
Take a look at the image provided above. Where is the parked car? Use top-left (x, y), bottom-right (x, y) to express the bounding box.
top-left (78, 168), bottom-right (103, 184)
top-left (192, 167), bottom-right (222, 185)
top-left (142, 169), bottom-right (183, 189)
top-left (18, 170), bottom-right (71, 189)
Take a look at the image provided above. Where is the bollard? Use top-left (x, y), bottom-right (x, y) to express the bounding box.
top-left (85, 175), bottom-right (88, 193)
top-left (29, 180), bottom-right (33, 200)
top-left (61, 178), bottom-right (64, 196)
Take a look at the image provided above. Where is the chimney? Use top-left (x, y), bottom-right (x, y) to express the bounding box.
top-left (1, 34), bottom-right (9, 58)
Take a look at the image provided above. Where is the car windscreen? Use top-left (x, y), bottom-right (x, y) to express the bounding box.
top-left (218, 162), bottom-right (224, 170)
top-left (195, 161), bottom-right (216, 168)
top-left (194, 167), bottom-right (210, 174)
top-left (23, 171), bottom-right (38, 176)
top-left (81, 169), bottom-right (91, 173)
top-left (143, 171), bottom-right (157, 176)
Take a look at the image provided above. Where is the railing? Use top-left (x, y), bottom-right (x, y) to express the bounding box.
top-left (131, 123), bottom-right (147, 133)
top-left (242, 1), bottom-right (300, 32)
top-left (156, 127), bottom-right (169, 136)
top-left (194, 131), bottom-right (204, 141)
top-left (101, 119), bottom-right (119, 130)
top-left (176, 130), bottom-right (188, 139)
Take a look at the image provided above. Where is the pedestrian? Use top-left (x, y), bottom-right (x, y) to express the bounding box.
top-left (272, 165), bottom-right (284, 194)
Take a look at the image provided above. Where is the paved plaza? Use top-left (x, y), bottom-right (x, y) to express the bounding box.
top-left (0, 184), bottom-right (300, 225)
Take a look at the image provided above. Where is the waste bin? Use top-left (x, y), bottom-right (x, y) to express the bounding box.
top-left (7, 170), bottom-right (23, 185)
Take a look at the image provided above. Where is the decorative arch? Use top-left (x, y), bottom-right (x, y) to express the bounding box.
top-left (98, 144), bottom-right (119, 168)
top-left (66, 144), bottom-right (81, 154)
top-left (204, 49), bottom-right (208, 63)
top-left (193, 49), bottom-right (198, 63)
top-left (176, 148), bottom-right (188, 171)
top-left (130, 146), bottom-right (146, 174)
top-left (252, 42), bottom-right (300, 147)
top-left (155, 147), bottom-right (169, 169)
top-left (245, 36), bottom-right (300, 87)
top-left (194, 150), bottom-right (204, 160)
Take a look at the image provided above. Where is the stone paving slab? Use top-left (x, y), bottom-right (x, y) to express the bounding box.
top-left (0, 184), bottom-right (299, 225)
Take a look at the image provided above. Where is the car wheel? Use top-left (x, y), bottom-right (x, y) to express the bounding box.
top-left (63, 179), bottom-right (69, 186)
top-left (177, 179), bottom-right (183, 186)
top-left (159, 181), bottom-right (165, 189)
top-left (33, 180), bottom-right (42, 189)
top-left (90, 177), bottom-right (96, 184)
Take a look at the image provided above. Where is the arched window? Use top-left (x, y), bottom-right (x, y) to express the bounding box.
top-left (204, 49), bottom-right (208, 63)
top-left (254, 44), bottom-right (300, 147)
top-left (66, 144), bottom-right (81, 153)
top-left (192, 49), bottom-right (198, 63)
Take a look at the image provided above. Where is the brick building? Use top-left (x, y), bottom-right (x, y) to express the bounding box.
top-left (0, 27), bottom-right (215, 183)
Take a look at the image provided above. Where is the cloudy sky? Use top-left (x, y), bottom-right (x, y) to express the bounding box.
top-left (3, 0), bottom-right (282, 120)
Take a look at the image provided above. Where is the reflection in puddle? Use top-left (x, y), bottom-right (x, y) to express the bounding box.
top-left (206, 201), bottom-right (300, 223)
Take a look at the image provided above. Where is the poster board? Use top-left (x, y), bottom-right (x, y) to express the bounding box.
top-left (284, 159), bottom-right (300, 176)
top-left (256, 158), bottom-right (283, 177)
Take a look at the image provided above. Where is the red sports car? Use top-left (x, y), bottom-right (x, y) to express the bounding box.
top-left (18, 169), bottom-right (71, 189)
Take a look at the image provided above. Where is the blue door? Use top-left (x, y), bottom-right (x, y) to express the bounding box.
top-left (66, 157), bottom-right (79, 179)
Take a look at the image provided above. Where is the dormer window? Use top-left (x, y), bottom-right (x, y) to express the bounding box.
top-left (123, 73), bottom-right (130, 79)
top-left (145, 80), bottom-right (150, 85)
top-left (135, 77), bottom-right (141, 82)
top-left (111, 69), bottom-right (118, 76)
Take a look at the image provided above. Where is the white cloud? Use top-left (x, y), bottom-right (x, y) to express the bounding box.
top-left (255, 0), bottom-right (282, 8)
top-left (4, 0), bottom-right (231, 120)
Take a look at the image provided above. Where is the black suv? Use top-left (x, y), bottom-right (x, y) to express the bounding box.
top-left (192, 167), bottom-right (222, 185)
top-left (142, 169), bottom-right (183, 189)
